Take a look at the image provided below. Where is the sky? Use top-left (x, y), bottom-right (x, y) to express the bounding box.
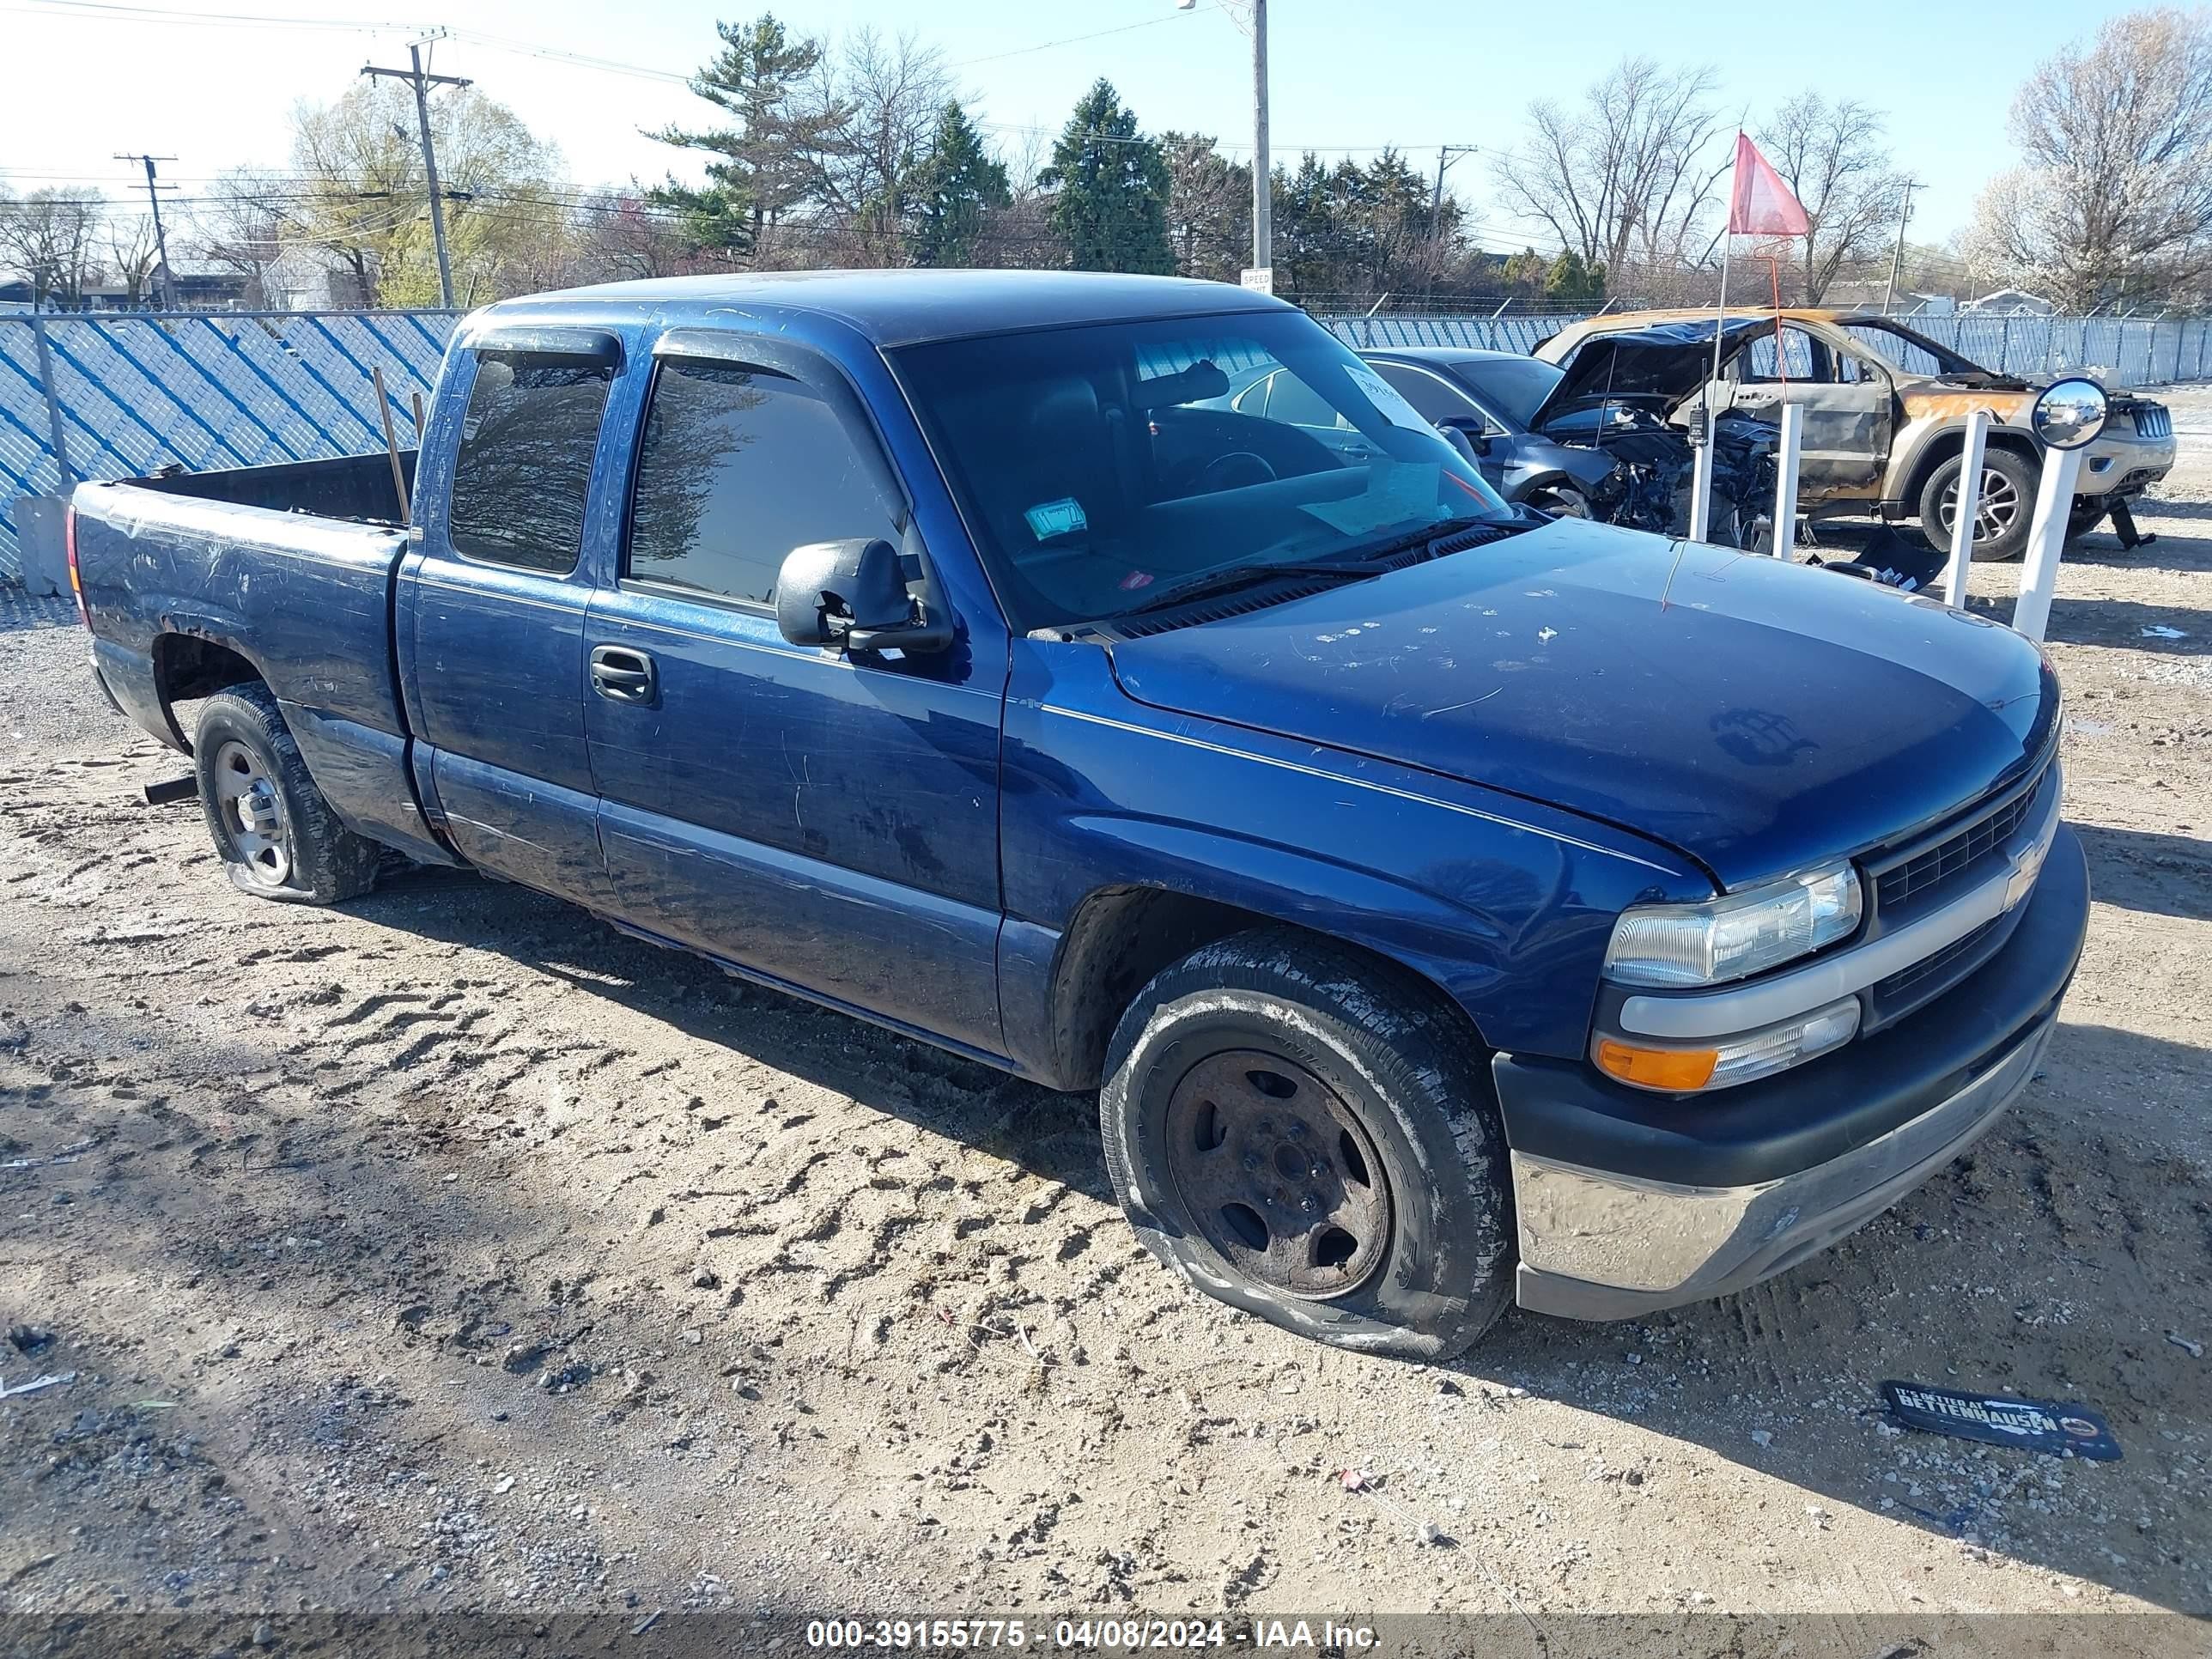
top-left (0, 0), bottom-right (2152, 256)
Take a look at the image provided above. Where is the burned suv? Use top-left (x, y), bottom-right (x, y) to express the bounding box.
top-left (1524, 309), bottom-right (2176, 560)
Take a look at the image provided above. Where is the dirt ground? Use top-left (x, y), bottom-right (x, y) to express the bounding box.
top-left (2, 392), bottom-right (2209, 1650)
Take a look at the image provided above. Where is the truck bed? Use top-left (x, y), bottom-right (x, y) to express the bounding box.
top-left (71, 451), bottom-right (453, 866)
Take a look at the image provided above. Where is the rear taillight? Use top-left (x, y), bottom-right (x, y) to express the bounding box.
top-left (64, 504), bottom-right (88, 629)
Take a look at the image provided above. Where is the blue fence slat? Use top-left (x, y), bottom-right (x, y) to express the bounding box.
top-left (194, 319), bottom-right (325, 459)
top-left (139, 320), bottom-right (305, 464)
top-left (87, 322), bottom-right (258, 469)
top-left (355, 313), bottom-right (435, 395)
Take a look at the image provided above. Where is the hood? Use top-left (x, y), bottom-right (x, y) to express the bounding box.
top-left (1106, 518), bottom-right (2057, 889)
top-left (1528, 319), bottom-right (1771, 431)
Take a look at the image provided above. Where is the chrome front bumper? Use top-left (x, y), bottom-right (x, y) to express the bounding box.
top-left (1510, 1014), bottom-right (2053, 1321)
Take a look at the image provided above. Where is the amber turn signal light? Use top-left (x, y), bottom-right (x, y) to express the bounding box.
top-left (1593, 1038), bottom-right (1719, 1091)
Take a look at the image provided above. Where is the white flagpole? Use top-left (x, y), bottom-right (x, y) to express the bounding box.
top-left (1690, 229), bottom-right (1731, 544)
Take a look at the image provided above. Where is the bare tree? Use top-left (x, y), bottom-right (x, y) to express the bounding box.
top-left (0, 188), bottom-right (105, 306)
top-left (1966, 6), bottom-right (2212, 307)
top-left (1756, 94), bottom-right (1906, 303)
top-left (1493, 58), bottom-right (1732, 283)
top-left (1160, 131), bottom-right (1249, 282)
top-left (809, 27), bottom-right (951, 263)
top-left (103, 212), bottom-right (161, 304)
top-left (559, 189), bottom-right (704, 283)
top-left (184, 169), bottom-right (289, 307)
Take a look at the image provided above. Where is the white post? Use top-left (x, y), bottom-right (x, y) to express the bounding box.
top-left (1942, 408), bottom-right (1990, 606)
top-left (1771, 402), bottom-right (1802, 558)
top-left (2011, 446), bottom-right (2085, 643)
top-left (1690, 236), bottom-right (1733, 544)
top-left (1688, 436), bottom-right (1714, 544)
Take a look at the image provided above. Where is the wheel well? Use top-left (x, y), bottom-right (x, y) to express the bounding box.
top-left (1043, 886), bottom-right (1486, 1091)
top-left (1901, 426), bottom-right (2038, 513)
top-left (153, 635), bottom-right (264, 750)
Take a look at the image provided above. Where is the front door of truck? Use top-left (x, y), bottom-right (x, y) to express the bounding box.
top-left (402, 329), bottom-right (624, 909)
top-left (582, 331), bottom-right (1006, 1056)
top-left (1718, 325), bottom-right (1892, 497)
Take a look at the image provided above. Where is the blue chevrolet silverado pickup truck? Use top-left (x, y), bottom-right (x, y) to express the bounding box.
top-left (69, 270), bottom-right (2088, 1359)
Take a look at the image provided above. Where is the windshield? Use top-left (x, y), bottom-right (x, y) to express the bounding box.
top-left (895, 308), bottom-right (1514, 632)
top-left (1452, 355), bottom-right (1564, 428)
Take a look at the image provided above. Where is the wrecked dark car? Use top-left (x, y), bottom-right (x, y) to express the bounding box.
top-left (1360, 341), bottom-right (1779, 546)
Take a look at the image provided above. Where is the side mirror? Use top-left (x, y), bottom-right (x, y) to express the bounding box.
top-left (1436, 415), bottom-right (1492, 457)
top-left (2032, 376), bottom-right (2109, 450)
top-left (775, 537), bottom-right (953, 654)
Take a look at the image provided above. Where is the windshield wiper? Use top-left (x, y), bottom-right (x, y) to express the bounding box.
top-left (1335, 513), bottom-right (1504, 565)
top-left (1115, 557), bottom-right (1381, 618)
top-left (1115, 514), bottom-right (1516, 623)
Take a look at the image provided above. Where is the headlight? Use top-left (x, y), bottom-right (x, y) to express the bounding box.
top-left (1604, 860), bottom-right (1862, 988)
top-left (1595, 997), bottom-right (1862, 1092)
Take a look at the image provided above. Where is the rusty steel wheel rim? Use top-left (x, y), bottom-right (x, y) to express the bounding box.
top-left (1162, 1048), bottom-right (1392, 1300)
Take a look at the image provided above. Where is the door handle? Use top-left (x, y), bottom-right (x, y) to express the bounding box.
top-left (590, 644), bottom-right (658, 705)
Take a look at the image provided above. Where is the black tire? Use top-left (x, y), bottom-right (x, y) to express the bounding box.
top-left (1918, 445), bottom-right (2037, 562)
top-left (192, 682), bottom-right (380, 905)
top-left (2065, 499), bottom-right (2108, 545)
top-left (1099, 929), bottom-right (1514, 1361)
top-left (1526, 483), bottom-right (1591, 520)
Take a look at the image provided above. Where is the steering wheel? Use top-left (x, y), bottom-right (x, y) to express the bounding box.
top-left (1196, 451), bottom-right (1278, 493)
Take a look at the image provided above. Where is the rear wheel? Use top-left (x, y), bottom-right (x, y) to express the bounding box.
top-left (1919, 446), bottom-right (2036, 562)
top-left (193, 683), bottom-right (380, 905)
top-left (1099, 929), bottom-right (1515, 1361)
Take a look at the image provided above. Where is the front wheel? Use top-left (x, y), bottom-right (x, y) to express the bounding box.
top-left (193, 683), bottom-right (380, 905)
top-left (1919, 446), bottom-right (2036, 562)
top-left (1099, 930), bottom-right (1515, 1361)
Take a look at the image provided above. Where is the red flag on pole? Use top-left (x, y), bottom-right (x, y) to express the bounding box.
top-left (1726, 132), bottom-right (1811, 237)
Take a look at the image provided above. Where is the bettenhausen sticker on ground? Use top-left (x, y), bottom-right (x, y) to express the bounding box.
top-left (1881, 1380), bottom-right (2124, 1461)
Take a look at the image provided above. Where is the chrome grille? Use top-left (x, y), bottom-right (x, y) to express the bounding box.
top-left (1873, 767), bottom-right (2044, 913)
top-left (2131, 404), bottom-right (2172, 440)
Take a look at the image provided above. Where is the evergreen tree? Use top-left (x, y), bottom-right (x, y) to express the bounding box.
top-left (1544, 248), bottom-right (1606, 303)
top-left (647, 13), bottom-right (847, 252)
top-left (1039, 79), bottom-right (1174, 275)
top-left (905, 102), bottom-right (1011, 268)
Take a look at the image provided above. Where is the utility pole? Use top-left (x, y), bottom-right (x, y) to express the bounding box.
top-left (1882, 178), bottom-right (1923, 316)
top-left (1250, 0), bottom-right (1270, 280)
top-left (1180, 0), bottom-right (1268, 283)
top-left (1429, 144), bottom-right (1480, 230)
top-left (113, 153), bottom-right (177, 309)
top-left (362, 37), bottom-right (471, 308)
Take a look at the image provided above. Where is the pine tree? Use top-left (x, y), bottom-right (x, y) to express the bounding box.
top-left (1039, 79), bottom-right (1174, 275)
top-left (905, 102), bottom-right (1011, 268)
top-left (647, 13), bottom-right (847, 252)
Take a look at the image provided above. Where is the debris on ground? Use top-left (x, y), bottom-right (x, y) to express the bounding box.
top-left (2167, 1332), bottom-right (2204, 1358)
top-left (1881, 1381), bottom-right (2124, 1461)
top-left (0, 1370), bottom-right (76, 1399)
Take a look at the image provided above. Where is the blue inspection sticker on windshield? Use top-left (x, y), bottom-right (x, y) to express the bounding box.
top-left (1881, 1381), bottom-right (2122, 1461)
top-left (1024, 497), bottom-right (1087, 543)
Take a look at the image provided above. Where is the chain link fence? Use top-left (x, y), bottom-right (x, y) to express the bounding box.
top-left (3, 302), bottom-right (2206, 583)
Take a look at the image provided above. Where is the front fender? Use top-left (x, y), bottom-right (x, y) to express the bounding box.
top-left (997, 644), bottom-right (1709, 1079)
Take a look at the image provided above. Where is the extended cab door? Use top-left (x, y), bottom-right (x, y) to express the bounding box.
top-left (401, 327), bottom-right (624, 908)
top-left (582, 329), bottom-right (1006, 1056)
top-left (1719, 324), bottom-right (1892, 497)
